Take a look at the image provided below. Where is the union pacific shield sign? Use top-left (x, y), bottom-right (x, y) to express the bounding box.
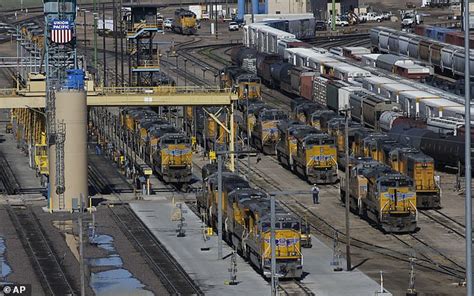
top-left (51, 20), bottom-right (72, 44)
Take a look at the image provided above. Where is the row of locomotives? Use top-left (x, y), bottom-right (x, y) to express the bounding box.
top-left (341, 158), bottom-right (418, 233)
top-left (120, 108), bottom-right (193, 185)
top-left (276, 121), bottom-right (338, 184)
top-left (172, 8), bottom-right (197, 35)
top-left (196, 170), bottom-right (305, 278)
top-left (220, 67), bottom-right (262, 111)
top-left (348, 129), bottom-right (441, 209)
top-left (387, 147), bottom-right (440, 209)
top-left (251, 107), bottom-right (288, 154)
top-left (10, 108), bottom-right (49, 186)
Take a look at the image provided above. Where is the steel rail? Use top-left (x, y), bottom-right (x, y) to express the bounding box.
top-left (6, 204), bottom-right (76, 295)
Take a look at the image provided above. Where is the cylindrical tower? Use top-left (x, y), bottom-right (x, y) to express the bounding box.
top-left (49, 89), bottom-right (88, 211)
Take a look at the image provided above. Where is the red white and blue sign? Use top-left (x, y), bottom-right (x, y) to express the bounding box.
top-left (51, 20), bottom-right (73, 44)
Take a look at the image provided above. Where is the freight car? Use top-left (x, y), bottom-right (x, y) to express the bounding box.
top-left (120, 108), bottom-right (193, 184)
top-left (341, 158), bottom-right (418, 233)
top-left (197, 172), bottom-right (304, 278)
top-left (349, 90), bottom-right (401, 129)
top-left (172, 8), bottom-right (197, 35)
top-left (371, 26), bottom-right (474, 78)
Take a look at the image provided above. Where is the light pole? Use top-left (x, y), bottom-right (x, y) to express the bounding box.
top-left (82, 9), bottom-right (87, 62)
top-left (93, 0), bottom-right (98, 71)
top-left (344, 104), bottom-right (351, 271)
top-left (270, 193), bottom-right (277, 296)
top-left (463, 0), bottom-right (472, 293)
top-left (102, 3), bottom-right (107, 87)
top-left (217, 154), bottom-right (223, 260)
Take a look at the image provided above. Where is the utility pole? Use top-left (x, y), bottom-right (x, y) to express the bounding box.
top-left (344, 104), bottom-right (351, 271)
top-left (251, 0), bottom-right (255, 23)
top-left (270, 193), bottom-right (277, 296)
top-left (217, 154), bottom-right (223, 260)
top-left (93, 0), bottom-right (98, 71)
top-left (113, 0), bottom-right (118, 87)
top-left (215, 0), bottom-right (218, 39)
top-left (79, 194), bottom-right (85, 296)
top-left (83, 10), bottom-right (87, 62)
top-left (463, 0), bottom-right (472, 293)
top-left (102, 3), bottom-right (107, 87)
top-left (120, 0), bottom-right (124, 87)
top-left (331, 0), bottom-right (336, 31)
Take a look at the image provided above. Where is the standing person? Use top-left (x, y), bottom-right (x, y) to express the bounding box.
top-left (312, 184), bottom-right (320, 204)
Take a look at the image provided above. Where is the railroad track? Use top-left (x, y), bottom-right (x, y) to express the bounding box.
top-left (6, 204), bottom-right (76, 295)
top-left (180, 40), bottom-right (294, 110)
top-left (87, 152), bottom-right (202, 295)
top-left (279, 279), bottom-right (315, 296)
top-left (234, 156), bottom-right (467, 280)
top-left (109, 204), bottom-right (203, 295)
top-left (0, 151), bottom-right (21, 195)
top-left (181, 33), bottom-right (468, 281)
top-left (419, 209), bottom-right (469, 239)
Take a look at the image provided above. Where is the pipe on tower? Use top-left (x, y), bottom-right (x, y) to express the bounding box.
top-left (237, 0), bottom-right (245, 20)
top-left (252, 0), bottom-right (259, 16)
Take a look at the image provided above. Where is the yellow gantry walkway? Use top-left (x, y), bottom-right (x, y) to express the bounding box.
top-left (0, 86), bottom-right (237, 108)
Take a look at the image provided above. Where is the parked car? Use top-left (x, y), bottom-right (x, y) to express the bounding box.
top-left (164, 18), bottom-right (173, 29)
top-left (359, 12), bottom-right (384, 22)
top-left (315, 21), bottom-right (327, 31)
top-left (229, 22), bottom-right (239, 31)
top-left (327, 17), bottom-right (349, 27)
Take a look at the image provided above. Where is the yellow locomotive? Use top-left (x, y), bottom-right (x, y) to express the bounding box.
top-left (221, 67), bottom-right (262, 110)
top-left (197, 174), bottom-right (303, 279)
top-left (387, 147), bottom-right (440, 209)
top-left (276, 121), bottom-right (338, 184)
top-left (341, 158), bottom-right (417, 233)
top-left (251, 107), bottom-right (288, 154)
top-left (293, 128), bottom-right (338, 184)
top-left (120, 108), bottom-right (193, 184)
top-left (172, 9), bottom-right (197, 35)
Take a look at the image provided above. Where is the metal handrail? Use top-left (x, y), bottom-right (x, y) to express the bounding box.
top-left (97, 86), bottom-right (232, 95)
